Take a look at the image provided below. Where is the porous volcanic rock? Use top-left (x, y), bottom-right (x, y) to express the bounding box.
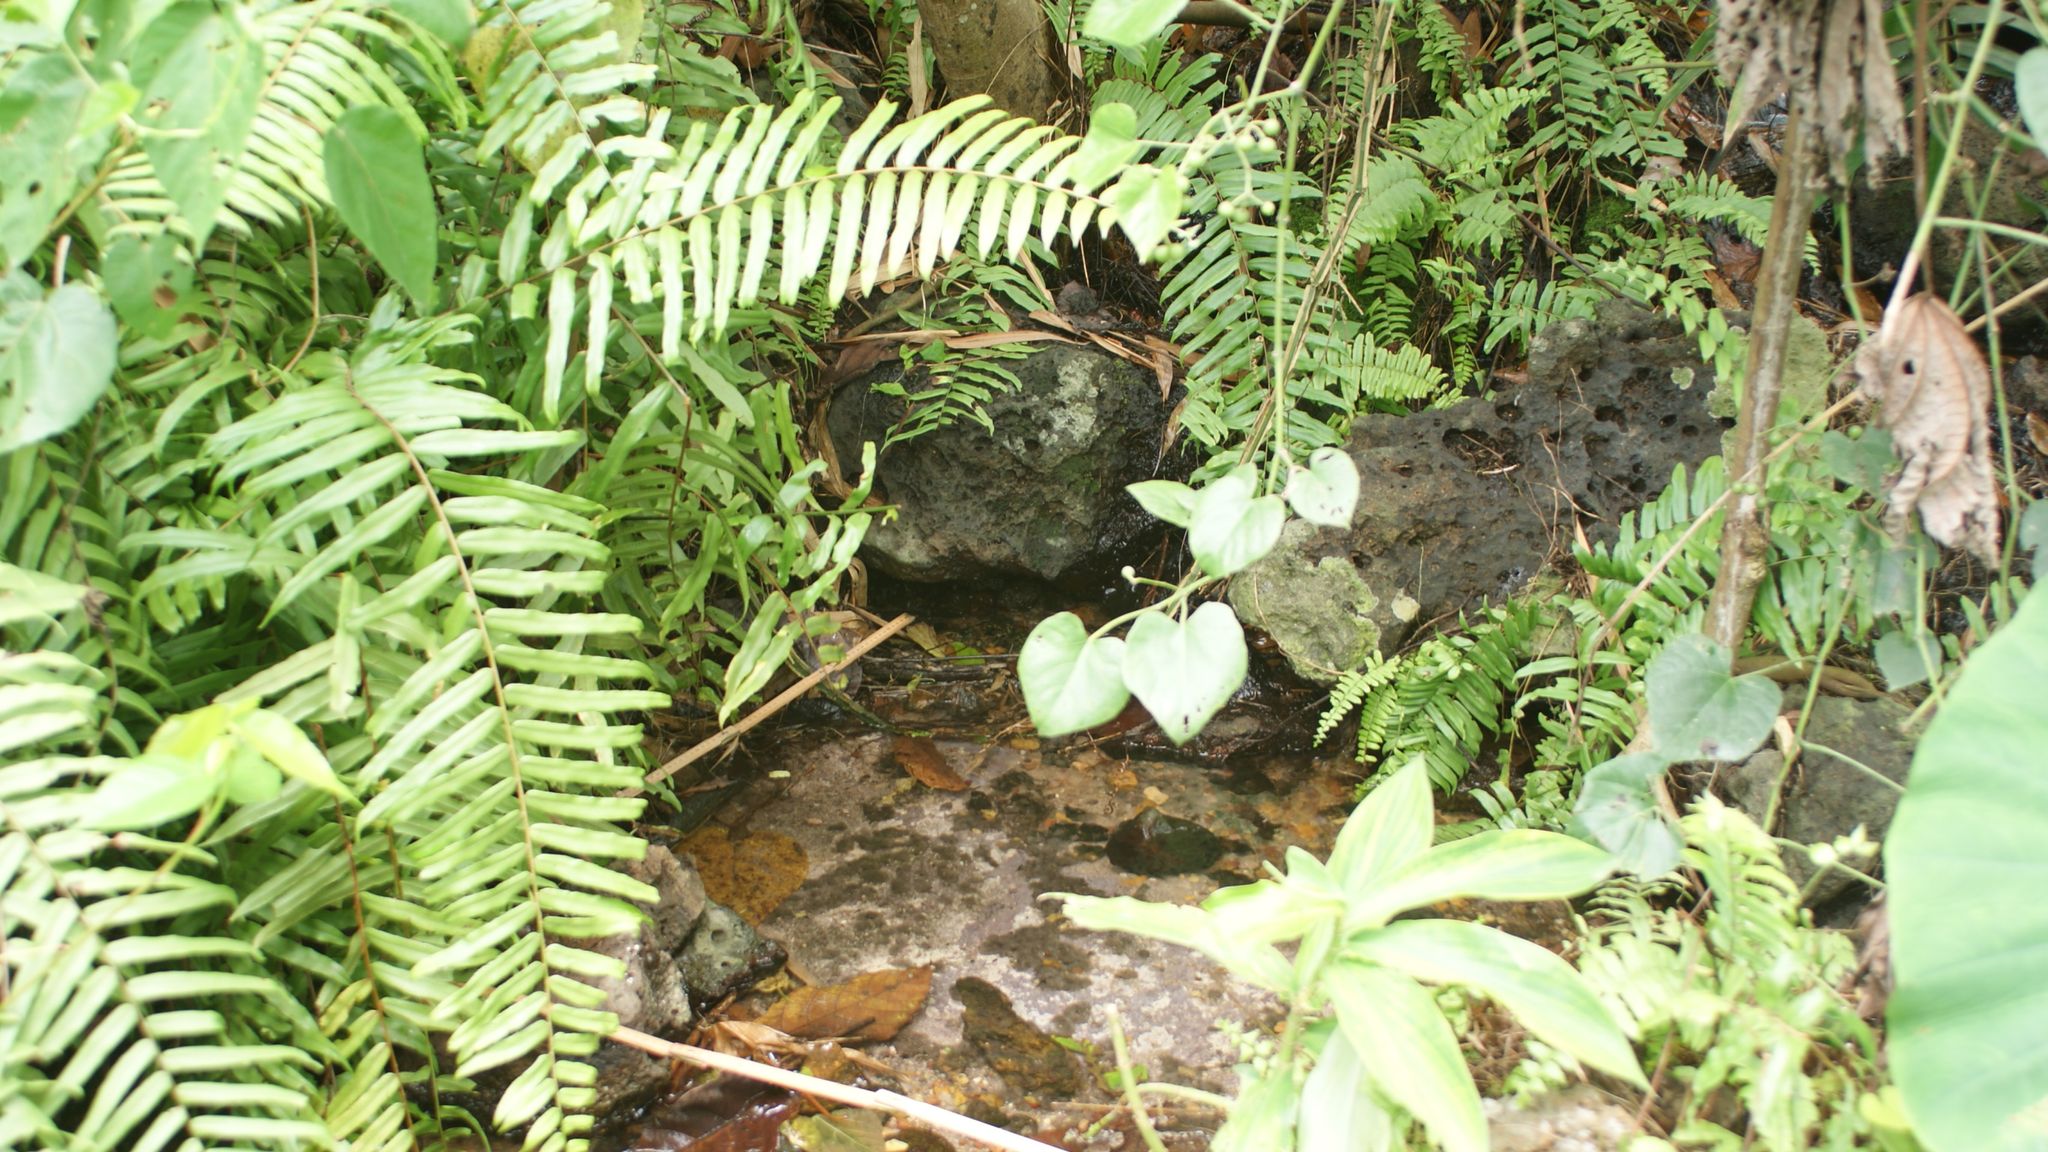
top-left (1234, 302), bottom-right (1739, 681)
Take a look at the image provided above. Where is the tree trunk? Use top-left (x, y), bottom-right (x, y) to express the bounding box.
top-left (917, 0), bottom-right (1062, 120)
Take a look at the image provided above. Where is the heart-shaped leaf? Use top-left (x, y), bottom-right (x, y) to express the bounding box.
top-left (1569, 752), bottom-right (1680, 876)
top-left (1646, 634), bottom-right (1778, 761)
top-left (1127, 479), bottom-right (1197, 528)
top-left (1285, 447), bottom-right (1360, 527)
top-left (1122, 601), bottom-right (1247, 744)
top-left (1875, 628), bottom-right (1940, 691)
top-left (1104, 164), bottom-right (1182, 263)
top-left (1066, 101), bottom-right (1140, 191)
top-left (0, 281), bottom-right (118, 452)
top-left (1188, 465), bottom-right (1285, 577)
top-left (1081, 0), bottom-right (1183, 51)
top-left (1019, 611), bottom-right (1129, 737)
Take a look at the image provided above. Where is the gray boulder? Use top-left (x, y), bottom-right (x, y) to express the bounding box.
top-left (826, 343), bottom-right (1170, 589)
top-left (1234, 302), bottom-right (1734, 681)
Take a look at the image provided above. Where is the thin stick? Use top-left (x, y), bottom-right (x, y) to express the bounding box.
top-left (1703, 103), bottom-right (1817, 655)
top-left (621, 612), bottom-right (915, 798)
top-left (610, 1025), bottom-right (1067, 1152)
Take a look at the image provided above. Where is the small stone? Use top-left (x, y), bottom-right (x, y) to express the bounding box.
top-left (677, 902), bottom-right (787, 1007)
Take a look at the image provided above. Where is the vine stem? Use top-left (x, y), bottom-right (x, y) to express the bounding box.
top-left (609, 1025), bottom-right (1067, 1152)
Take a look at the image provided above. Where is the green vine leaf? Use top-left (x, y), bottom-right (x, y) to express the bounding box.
top-left (2018, 48), bottom-right (2048, 159)
top-left (1284, 447), bottom-right (1360, 528)
top-left (1019, 611), bottom-right (1129, 737)
top-left (1645, 634), bottom-right (1777, 761)
top-left (0, 278), bottom-right (117, 452)
top-left (1128, 479), bottom-right (1196, 527)
top-left (134, 9), bottom-right (265, 246)
top-left (1188, 465), bottom-right (1285, 577)
top-left (1122, 601), bottom-right (1247, 744)
top-left (1105, 164), bottom-right (1182, 262)
top-left (1570, 752), bottom-right (1680, 876)
top-left (1081, 0), bottom-right (1184, 51)
top-left (325, 106), bottom-right (440, 306)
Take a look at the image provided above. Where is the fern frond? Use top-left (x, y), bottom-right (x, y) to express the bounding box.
top-left (504, 92), bottom-right (1157, 422)
top-left (1, 571), bottom-right (333, 1152)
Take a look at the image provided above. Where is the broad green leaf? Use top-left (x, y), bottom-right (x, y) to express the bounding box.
top-left (2020, 500), bottom-right (2048, 555)
top-left (1215, 1064), bottom-right (1307, 1152)
top-left (1297, 1027), bottom-right (1393, 1152)
top-left (1058, 893), bottom-right (1294, 991)
top-left (2018, 48), bottom-right (2048, 159)
top-left (1067, 102), bottom-right (1140, 191)
top-left (1204, 878), bottom-right (1342, 947)
top-left (1346, 920), bottom-right (1645, 1086)
top-left (1082, 0), bottom-right (1183, 50)
top-left (1888, 587), bottom-right (2048, 1152)
top-left (388, 0), bottom-right (473, 46)
top-left (1127, 479), bottom-right (1197, 528)
top-left (325, 107), bottom-right (439, 306)
top-left (1018, 611), bottom-right (1129, 737)
top-left (0, 280), bottom-right (117, 451)
top-left (1104, 164), bottom-right (1182, 262)
top-left (1569, 752), bottom-right (1681, 877)
top-left (136, 9), bottom-right (264, 246)
top-left (0, 56), bottom-right (118, 267)
top-left (1326, 961), bottom-right (1484, 1152)
top-left (1645, 634), bottom-right (1777, 761)
top-left (220, 742), bottom-right (282, 805)
top-left (1285, 447), bottom-right (1360, 528)
top-left (1875, 628), bottom-right (1939, 691)
top-left (228, 709), bottom-right (347, 799)
top-left (83, 757), bottom-right (214, 831)
top-left (1352, 829), bottom-right (1615, 927)
top-left (1121, 602), bottom-right (1246, 744)
top-left (1188, 465), bottom-right (1285, 578)
top-left (1327, 758), bottom-right (1432, 895)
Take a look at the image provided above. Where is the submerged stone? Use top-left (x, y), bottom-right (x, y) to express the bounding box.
top-left (1105, 808), bottom-right (1225, 876)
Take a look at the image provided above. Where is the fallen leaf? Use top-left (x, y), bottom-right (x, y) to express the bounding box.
top-left (1854, 293), bottom-right (2000, 560)
top-left (786, 1108), bottom-right (887, 1152)
top-left (755, 967), bottom-right (933, 1042)
top-left (891, 736), bottom-right (968, 791)
top-left (681, 826), bottom-right (809, 924)
top-left (2028, 410), bottom-right (2048, 456)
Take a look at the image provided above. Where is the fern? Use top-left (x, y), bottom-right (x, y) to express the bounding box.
top-left (1530, 799), bottom-right (1877, 1150)
top-left (1317, 604), bottom-right (1536, 792)
top-left (1, 570), bottom-right (333, 1151)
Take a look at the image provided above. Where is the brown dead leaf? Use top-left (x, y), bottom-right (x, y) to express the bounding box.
top-left (1854, 293), bottom-right (2000, 560)
top-left (890, 736), bottom-right (968, 791)
top-left (680, 826), bottom-right (809, 924)
top-left (755, 967), bottom-right (933, 1042)
top-left (2027, 410), bottom-right (2048, 456)
top-left (716, 33), bottom-right (780, 69)
top-left (1701, 268), bottom-right (1744, 312)
top-left (1731, 656), bottom-right (1882, 700)
top-left (905, 16), bottom-right (928, 117)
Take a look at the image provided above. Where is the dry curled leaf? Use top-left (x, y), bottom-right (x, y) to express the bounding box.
top-left (681, 826), bottom-right (809, 924)
top-left (754, 966), bottom-right (933, 1042)
top-left (1854, 294), bottom-right (2001, 561)
top-left (890, 735), bottom-right (968, 791)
